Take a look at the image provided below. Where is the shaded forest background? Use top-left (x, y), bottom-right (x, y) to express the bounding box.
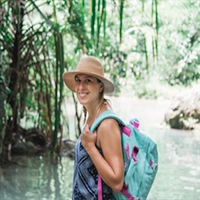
top-left (0, 0), bottom-right (200, 161)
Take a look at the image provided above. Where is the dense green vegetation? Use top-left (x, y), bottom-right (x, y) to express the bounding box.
top-left (0, 0), bottom-right (199, 160)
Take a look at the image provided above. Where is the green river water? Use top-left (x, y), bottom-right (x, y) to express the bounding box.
top-left (0, 98), bottom-right (200, 200)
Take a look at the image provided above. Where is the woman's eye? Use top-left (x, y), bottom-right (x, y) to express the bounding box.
top-left (75, 78), bottom-right (80, 83)
top-left (85, 79), bottom-right (91, 83)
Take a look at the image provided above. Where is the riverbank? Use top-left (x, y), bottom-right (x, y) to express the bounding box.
top-left (112, 81), bottom-right (200, 131)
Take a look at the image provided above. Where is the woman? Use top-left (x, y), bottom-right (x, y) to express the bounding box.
top-left (63, 55), bottom-right (124, 200)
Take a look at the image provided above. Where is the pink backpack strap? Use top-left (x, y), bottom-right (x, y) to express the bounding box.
top-left (121, 184), bottom-right (140, 200)
top-left (98, 174), bottom-right (102, 200)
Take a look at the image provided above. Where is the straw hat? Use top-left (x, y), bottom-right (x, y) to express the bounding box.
top-left (62, 56), bottom-right (114, 94)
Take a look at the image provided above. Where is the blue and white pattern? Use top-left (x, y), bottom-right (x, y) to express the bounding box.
top-left (72, 137), bottom-right (114, 200)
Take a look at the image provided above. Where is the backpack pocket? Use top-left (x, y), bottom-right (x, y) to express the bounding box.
top-left (125, 158), bottom-right (138, 183)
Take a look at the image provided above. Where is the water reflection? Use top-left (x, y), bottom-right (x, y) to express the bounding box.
top-left (0, 127), bottom-right (200, 200)
top-left (0, 155), bottom-right (74, 200)
top-left (148, 128), bottom-right (200, 200)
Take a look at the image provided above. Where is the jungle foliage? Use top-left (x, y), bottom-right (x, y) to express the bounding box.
top-left (0, 0), bottom-right (199, 160)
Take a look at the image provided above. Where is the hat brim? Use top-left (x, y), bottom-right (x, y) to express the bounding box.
top-left (63, 71), bottom-right (115, 94)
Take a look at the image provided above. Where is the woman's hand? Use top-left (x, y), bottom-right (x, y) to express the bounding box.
top-left (81, 124), bottom-right (97, 151)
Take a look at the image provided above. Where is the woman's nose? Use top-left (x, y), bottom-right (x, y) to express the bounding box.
top-left (78, 81), bottom-right (85, 89)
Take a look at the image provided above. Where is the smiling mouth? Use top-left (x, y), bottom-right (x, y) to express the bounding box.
top-left (79, 93), bottom-right (88, 98)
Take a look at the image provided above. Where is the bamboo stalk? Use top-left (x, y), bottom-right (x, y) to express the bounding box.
top-left (142, 0), bottom-right (145, 13)
top-left (52, 0), bottom-right (64, 151)
top-left (155, 0), bottom-right (159, 58)
top-left (144, 35), bottom-right (149, 75)
top-left (96, 0), bottom-right (101, 48)
top-left (91, 0), bottom-right (96, 39)
top-left (119, 0), bottom-right (124, 43)
top-left (152, 35), bottom-right (155, 61)
top-left (82, 0), bottom-right (85, 26)
top-left (103, 0), bottom-right (106, 39)
top-left (151, 0), bottom-right (154, 21)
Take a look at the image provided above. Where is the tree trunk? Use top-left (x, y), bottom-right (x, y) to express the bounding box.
top-left (7, 1), bottom-right (25, 131)
top-left (0, 70), bottom-right (6, 157)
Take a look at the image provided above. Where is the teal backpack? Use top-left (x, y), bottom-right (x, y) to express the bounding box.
top-left (90, 110), bottom-right (158, 200)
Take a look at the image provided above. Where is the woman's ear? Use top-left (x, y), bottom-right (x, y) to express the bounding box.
top-left (99, 83), bottom-right (104, 92)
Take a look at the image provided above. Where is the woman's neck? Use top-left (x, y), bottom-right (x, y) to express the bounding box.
top-left (86, 101), bottom-right (103, 126)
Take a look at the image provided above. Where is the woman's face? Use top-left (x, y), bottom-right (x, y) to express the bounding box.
top-left (74, 74), bottom-right (103, 107)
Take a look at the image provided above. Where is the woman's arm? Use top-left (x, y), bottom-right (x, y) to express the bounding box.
top-left (81, 119), bottom-right (124, 193)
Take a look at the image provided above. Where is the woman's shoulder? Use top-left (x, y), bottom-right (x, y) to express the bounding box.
top-left (98, 115), bottom-right (120, 136)
top-left (96, 116), bottom-right (121, 148)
